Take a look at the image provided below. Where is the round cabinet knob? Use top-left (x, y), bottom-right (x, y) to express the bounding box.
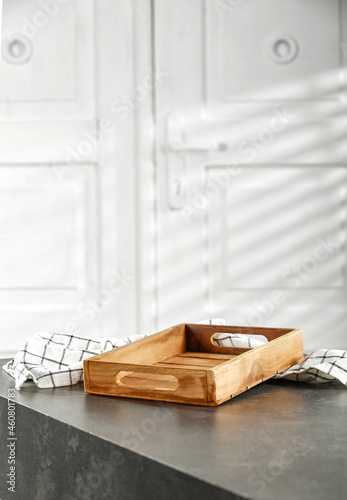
top-left (266, 34), bottom-right (299, 64)
top-left (2, 35), bottom-right (32, 64)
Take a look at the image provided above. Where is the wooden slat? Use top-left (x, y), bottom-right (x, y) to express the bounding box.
top-left (157, 355), bottom-right (231, 368)
top-left (158, 363), bottom-right (212, 369)
top-left (178, 352), bottom-right (234, 360)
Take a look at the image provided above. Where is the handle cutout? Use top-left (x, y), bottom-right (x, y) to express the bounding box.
top-left (211, 333), bottom-right (268, 349)
top-left (116, 371), bottom-right (178, 392)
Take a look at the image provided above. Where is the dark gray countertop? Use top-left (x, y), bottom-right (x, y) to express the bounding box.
top-left (0, 358), bottom-right (346, 500)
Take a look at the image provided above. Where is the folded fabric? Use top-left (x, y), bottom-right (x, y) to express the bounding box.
top-left (3, 322), bottom-right (347, 390)
top-left (276, 349), bottom-right (347, 384)
top-left (3, 332), bottom-right (145, 390)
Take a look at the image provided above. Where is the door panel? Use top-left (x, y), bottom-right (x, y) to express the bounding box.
top-left (206, 166), bottom-right (346, 298)
top-left (206, 0), bottom-right (347, 121)
top-left (0, 165), bottom-right (97, 295)
top-left (155, 0), bottom-right (347, 350)
top-left (0, 0), bottom-right (131, 356)
top-left (206, 0), bottom-right (341, 101)
top-left (0, 0), bottom-right (94, 119)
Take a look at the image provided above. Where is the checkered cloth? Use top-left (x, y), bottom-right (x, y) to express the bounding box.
top-left (3, 332), bottom-right (145, 390)
top-left (3, 322), bottom-right (347, 390)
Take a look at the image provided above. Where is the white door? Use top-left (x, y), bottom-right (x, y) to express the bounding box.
top-left (154, 0), bottom-right (347, 350)
top-left (0, 0), bottom-right (137, 356)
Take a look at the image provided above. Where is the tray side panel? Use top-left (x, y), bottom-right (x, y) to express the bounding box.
top-left (87, 324), bottom-right (186, 364)
top-left (85, 362), bottom-right (209, 404)
top-left (186, 325), bottom-right (293, 354)
top-left (212, 329), bottom-right (304, 403)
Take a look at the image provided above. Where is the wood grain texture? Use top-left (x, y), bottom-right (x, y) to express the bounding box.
top-left (87, 361), bottom-right (208, 403)
top-left (89, 324), bottom-right (186, 364)
top-left (157, 353), bottom-right (232, 368)
top-left (211, 329), bottom-right (304, 404)
top-left (84, 324), bottom-right (304, 406)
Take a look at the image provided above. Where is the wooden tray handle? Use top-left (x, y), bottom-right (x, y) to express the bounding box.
top-left (185, 324), bottom-right (292, 355)
top-left (109, 363), bottom-right (208, 402)
top-left (116, 370), bottom-right (179, 392)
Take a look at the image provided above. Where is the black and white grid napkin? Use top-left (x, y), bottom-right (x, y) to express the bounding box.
top-left (3, 320), bottom-right (347, 390)
top-left (3, 332), bottom-right (145, 390)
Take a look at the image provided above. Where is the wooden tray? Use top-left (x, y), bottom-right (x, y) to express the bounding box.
top-left (83, 324), bottom-right (304, 406)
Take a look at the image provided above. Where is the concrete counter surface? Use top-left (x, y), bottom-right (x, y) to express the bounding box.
top-left (0, 359), bottom-right (346, 500)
